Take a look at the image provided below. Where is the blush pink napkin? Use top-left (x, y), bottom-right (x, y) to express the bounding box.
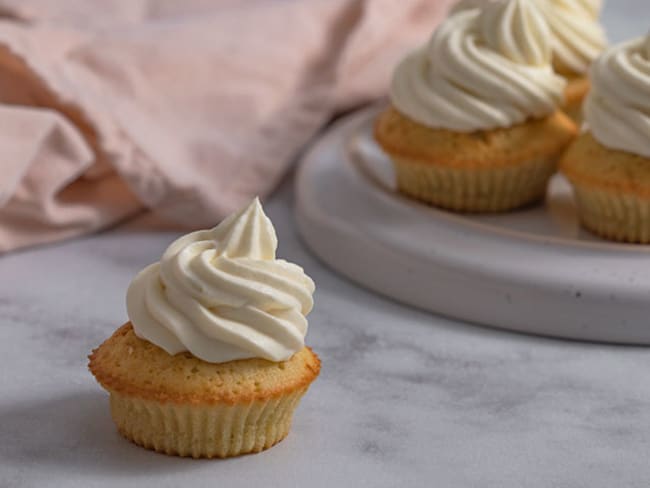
top-left (0, 0), bottom-right (453, 253)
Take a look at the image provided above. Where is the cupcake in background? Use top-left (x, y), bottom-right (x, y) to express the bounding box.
top-left (89, 198), bottom-right (320, 458)
top-left (534, 0), bottom-right (607, 123)
top-left (375, 0), bottom-right (577, 213)
top-left (452, 0), bottom-right (607, 123)
top-left (561, 35), bottom-right (650, 244)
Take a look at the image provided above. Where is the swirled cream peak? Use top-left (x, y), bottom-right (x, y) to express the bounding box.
top-left (126, 198), bottom-right (315, 363)
top-left (451, 0), bottom-right (606, 76)
top-left (480, 0), bottom-right (552, 65)
top-left (584, 35), bottom-right (650, 159)
top-left (391, 0), bottom-right (565, 132)
top-left (534, 0), bottom-right (606, 75)
top-left (454, 0), bottom-right (601, 18)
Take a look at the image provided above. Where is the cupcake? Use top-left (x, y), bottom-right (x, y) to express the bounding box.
top-left (89, 198), bottom-right (320, 458)
top-left (375, 0), bottom-right (577, 213)
top-left (533, 0), bottom-right (607, 123)
top-left (560, 35), bottom-right (650, 244)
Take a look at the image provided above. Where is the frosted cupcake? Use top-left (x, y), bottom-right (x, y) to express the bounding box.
top-left (89, 198), bottom-right (320, 458)
top-left (561, 35), bottom-right (650, 243)
top-left (375, 0), bottom-right (576, 213)
top-left (534, 0), bottom-right (607, 122)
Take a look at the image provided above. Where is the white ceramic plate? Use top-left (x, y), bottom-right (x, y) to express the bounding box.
top-left (295, 106), bottom-right (650, 344)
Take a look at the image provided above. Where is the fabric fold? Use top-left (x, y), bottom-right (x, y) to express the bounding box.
top-left (0, 0), bottom-right (453, 253)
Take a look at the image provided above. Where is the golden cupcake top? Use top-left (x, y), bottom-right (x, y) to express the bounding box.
top-left (391, 0), bottom-right (566, 132)
top-left (126, 197), bottom-right (315, 363)
top-left (89, 323), bottom-right (320, 405)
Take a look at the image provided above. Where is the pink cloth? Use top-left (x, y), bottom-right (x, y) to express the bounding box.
top-left (0, 0), bottom-right (453, 253)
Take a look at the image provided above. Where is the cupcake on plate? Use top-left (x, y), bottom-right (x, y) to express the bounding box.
top-left (89, 198), bottom-right (320, 458)
top-left (375, 0), bottom-right (577, 213)
top-left (560, 35), bottom-right (650, 244)
top-left (533, 0), bottom-right (607, 123)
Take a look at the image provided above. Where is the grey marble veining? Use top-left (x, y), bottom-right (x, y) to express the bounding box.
top-left (1, 3), bottom-right (649, 487)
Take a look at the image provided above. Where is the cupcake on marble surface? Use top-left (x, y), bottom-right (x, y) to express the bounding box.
top-left (560, 35), bottom-right (650, 244)
top-left (89, 198), bottom-right (320, 458)
top-left (375, 0), bottom-right (577, 213)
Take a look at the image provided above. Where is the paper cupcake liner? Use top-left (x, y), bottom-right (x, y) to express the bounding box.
top-left (109, 388), bottom-right (307, 458)
top-left (572, 184), bottom-right (650, 243)
top-left (391, 155), bottom-right (557, 213)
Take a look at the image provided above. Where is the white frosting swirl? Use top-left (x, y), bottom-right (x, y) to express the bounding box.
top-left (585, 35), bottom-right (650, 159)
top-left (126, 198), bottom-right (315, 363)
top-left (391, 0), bottom-right (565, 132)
top-left (451, 0), bottom-right (606, 76)
top-left (534, 0), bottom-right (606, 75)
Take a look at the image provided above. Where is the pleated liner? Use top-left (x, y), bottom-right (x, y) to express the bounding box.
top-left (572, 184), bottom-right (650, 244)
top-left (392, 155), bottom-right (557, 213)
top-left (109, 387), bottom-right (308, 458)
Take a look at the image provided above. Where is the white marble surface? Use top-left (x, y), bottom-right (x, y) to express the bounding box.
top-left (1, 5), bottom-right (649, 488)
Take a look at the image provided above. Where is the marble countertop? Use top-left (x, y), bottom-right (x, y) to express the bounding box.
top-left (1, 5), bottom-right (649, 488)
